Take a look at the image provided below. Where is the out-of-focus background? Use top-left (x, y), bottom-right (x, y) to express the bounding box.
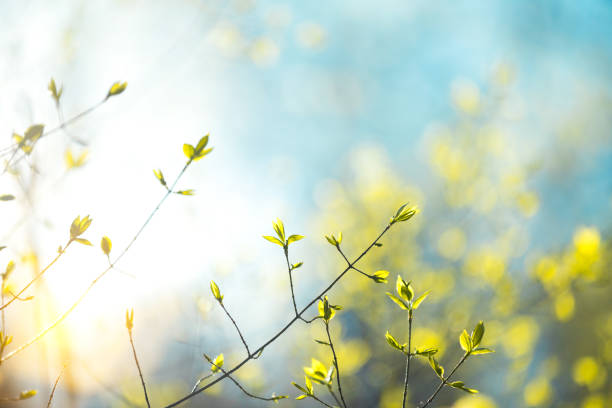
top-left (1, 0), bottom-right (611, 407)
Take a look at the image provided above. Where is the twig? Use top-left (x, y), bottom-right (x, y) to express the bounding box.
top-left (0, 240), bottom-right (71, 311)
top-left (47, 364), bottom-right (67, 408)
top-left (128, 326), bottom-right (151, 408)
top-left (402, 312), bottom-right (413, 408)
top-left (205, 355), bottom-right (283, 402)
top-left (283, 247), bottom-right (300, 317)
top-left (1, 162), bottom-right (192, 363)
top-left (326, 322), bottom-right (348, 408)
top-left (220, 303), bottom-right (250, 356)
top-left (163, 223), bottom-right (392, 407)
top-left (420, 353), bottom-right (468, 408)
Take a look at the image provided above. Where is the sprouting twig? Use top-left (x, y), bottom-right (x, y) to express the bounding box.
top-left (420, 353), bottom-right (469, 408)
top-left (0, 240), bottom-right (71, 311)
top-left (163, 223), bottom-right (392, 408)
top-left (1, 162), bottom-right (192, 363)
top-left (126, 309), bottom-right (151, 408)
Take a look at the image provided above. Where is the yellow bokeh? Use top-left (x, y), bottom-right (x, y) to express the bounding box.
top-left (524, 377), bottom-right (552, 406)
top-left (554, 292), bottom-right (575, 322)
top-left (573, 357), bottom-right (606, 389)
top-left (501, 317), bottom-right (539, 358)
top-left (437, 227), bottom-right (467, 260)
top-left (582, 394), bottom-right (606, 408)
top-left (452, 394), bottom-right (498, 408)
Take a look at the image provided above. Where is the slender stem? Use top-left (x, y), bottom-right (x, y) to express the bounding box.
top-left (283, 247), bottom-right (300, 317)
top-left (0, 162), bottom-right (192, 363)
top-left (220, 303), bottom-right (250, 356)
top-left (326, 322), bottom-right (348, 408)
top-left (336, 248), bottom-right (374, 279)
top-left (327, 385), bottom-right (343, 408)
top-left (0, 240), bottom-right (71, 311)
top-left (206, 357), bottom-right (283, 402)
top-left (128, 330), bottom-right (151, 408)
top-left (420, 353), bottom-right (469, 408)
top-left (163, 224), bottom-right (392, 408)
top-left (311, 395), bottom-right (335, 408)
top-left (2, 100), bottom-right (105, 174)
top-left (47, 364), bottom-right (67, 408)
top-left (191, 374), bottom-right (213, 393)
top-left (402, 312), bottom-right (413, 408)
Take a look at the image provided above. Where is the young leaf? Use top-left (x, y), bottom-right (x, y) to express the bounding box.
top-left (263, 235), bottom-right (284, 247)
top-left (48, 78), bottom-right (62, 103)
top-left (287, 234), bottom-right (304, 244)
top-left (210, 353), bottom-right (224, 372)
top-left (75, 238), bottom-right (92, 246)
top-left (371, 270), bottom-right (389, 283)
top-left (0, 194), bottom-right (15, 201)
top-left (412, 290), bottom-right (431, 310)
top-left (471, 321), bottom-right (485, 348)
top-left (428, 356), bottom-right (445, 378)
top-left (153, 169), bottom-right (167, 187)
top-left (107, 81), bottom-right (127, 98)
top-left (304, 376), bottom-right (313, 395)
top-left (125, 309), bottom-right (134, 331)
top-left (459, 329), bottom-right (472, 352)
top-left (385, 331), bottom-right (404, 351)
top-left (273, 219), bottom-right (286, 242)
top-left (385, 292), bottom-right (409, 310)
top-left (183, 144), bottom-right (195, 159)
top-left (318, 296), bottom-right (336, 322)
top-left (471, 347), bottom-right (495, 355)
top-left (176, 189), bottom-right (195, 196)
top-left (19, 390), bottom-right (37, 400)
top-left (314, 339), bottom-right (330, 346)
top-left (100, 236), bottom-right (112, 256)
top-left (210, 280), bottom-right (223, 303)
top-left (292, 262), bottom-right (304, 270)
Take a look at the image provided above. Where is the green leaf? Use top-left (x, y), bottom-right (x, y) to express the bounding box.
top-left (292, 262), bottom-right (304, 270)
top-left (210, 280), bottom-right (223, 302)
top-left (107, 81), bottom-right (127, 98)
top-left (391, 203), bottom-right (418, 224)
top-left (314, 339), bottom-right (330, 346)
top-left (287, 234), bottom-right (304, 244)
top-left (183, 144), bottom-right (195, 159)
top-left (210, 353), bottom-right (224, 372)
top-left (385, 292), bottom-right (409, 310)
top-left (271, 394), bottom-right (288, 403)
top-left (192, 147), bottom-right (213, 161)
top-left (19, 390), bottom-right (37, 400)
top-left (0, 194), bottom-right (15, 201)
top-left (295, 394), bottom-right (307, 400)
top-left (176, 189), bottom-right (195, 196)
top-left (428, 356), bottom-right (444, 378)
top-left (24, 124), bottom-right (44, 142)
top-left (412, 290), bottom-right (431, 310)
top-left (273, 219), bottom-right (286, 242)
top-left (153, 169), bottom-right (167, 187)
top-left (75, 238), bottom-right (92, 246)
top-left (291, 382), bottom-right (308, 394)
top-left (471, 321), bottom-right (485, 348)
top-left (385, 331), bottom-right (404, 351)
top-left (194, 134), bottom-right (209, 154)
top-left (374, 242), bottom-right (383, 247)
top-left (0, 246), bottom-right (6, 252)
top-left (371, 270), bottom-right (389, 283)
top-left (415, 347), bottom-right (438, 357)
top-left (48, 78), bottom-right (62, 103)
top-left (449, 381), bottom-right (465, 388)
top-left (459, 329), bottom-right (472, 352)
top-left (471, 347), bottom-right (495, 355)
top-left (100, 236), bottom-right (112, 255)
top-left (304, 376), bottom-right (313, 394)
top-left (263, 235), bottom-right (284, 247)
top-left (318, 296), bottom-right (335, 322)
top-left (396, 275), bottom-right (414, 302)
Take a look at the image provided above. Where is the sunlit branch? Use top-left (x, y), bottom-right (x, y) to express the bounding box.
top-left (0, 162), bottom-right (192, 363)
top-left (163, 223), bottom-right (392, 408)
top-left (0, 239), bottom-right (72, 311)
top-left (336, 247), bottom-right (376, 280)
top-left (420, 353), bottom-right (469, 408)
top-left (325, 322), bottom-right (348, 408)
top-left (127, 324), bottom-right (151, 408)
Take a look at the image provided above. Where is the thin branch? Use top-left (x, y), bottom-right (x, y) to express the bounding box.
top-left (2, 100), bottom-right (105, 174)
top-left (205, 356), bottom-right (283, 402)
top-left (0, 162), bottom-right (192, 363)
top-left (283, 247), bottom-right (300, 317)
top-left (326, 322), bottom-right (348, 408)
top-left (326, 384), bottom-right (343, 408)
top-left (220, 303), bottom-right (250, 356)
top-left (402, 312), bottom-right (413, 408)
top-left (163, 223), bottom-right (392, 408)
top-left (0, 240), bottom-right (71, 311)
top-left (420, 353), bottom-right (469, 408)
top-left (191, 374), bottom-right (213, 393)
top-left (128, 329), bottom-right (151, 408)
top-left (336, 247), bottom-right (375, 280)
top-left (47, 364), bottom-right (67, 408)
